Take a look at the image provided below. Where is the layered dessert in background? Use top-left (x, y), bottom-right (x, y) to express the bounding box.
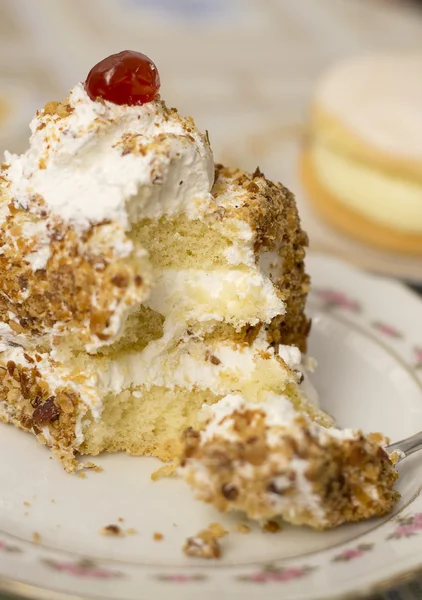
top-left (300, 54), bottom-right (422, 255)
top-left (0, 51), bottom-right (399, 528)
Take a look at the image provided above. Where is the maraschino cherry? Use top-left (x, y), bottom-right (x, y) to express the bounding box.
top-left (85, 50), bottom-right (160, 106)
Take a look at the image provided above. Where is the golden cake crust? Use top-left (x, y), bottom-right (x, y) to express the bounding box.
top-left (213, 165), bottom-right (311, 352)
top-left (0, 349), bottom-right (82, 471)
top-left (0, 188), bottom-right (149, 351)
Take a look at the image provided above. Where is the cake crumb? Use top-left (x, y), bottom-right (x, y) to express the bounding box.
top-left (208, 523), bottom-right (228, 538)
top-left (77, 472), bottom-right (86, 479)
top-left (85, 461), bottom-right (103, 473)
top-left (389, 450), bottom-right (404, 465)
top-left (183, 533), bottom-right (221, 559)
top-left (233, 523), bottom-right (251, 534)
top-left (23, 501), bottom-right (31, 507)
top-left (126, 528), bottom-right (137, 535)
top-left (117, 517), bottom-right (124, 523)
top-left (99, 524), bottom-right (123, 537)
top-left (151, 461), bottom-right (177, 481)
top-left (263, 520), bottom-right (282, 533)
top-left (153, 532), bottom-right (164, 541)
top-left (183, 524), bottom-right (226, 559)
top-left (32, 532), bottom-right (41, 544)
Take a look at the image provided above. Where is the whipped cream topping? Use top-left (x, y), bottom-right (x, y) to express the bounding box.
top-left (0, 323), bottom-right (28, 352)
top-left (199, 394), bottom-right (354, 445)
top-left (278, 345), bottom-right (301, 369)
top-left (199, 393), bottom-right (295, 443)
top-left (5, 83), bottom-right (214, 232)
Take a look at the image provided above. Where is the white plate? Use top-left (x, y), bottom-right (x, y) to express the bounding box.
top-left (0, 253), bottom-right (422, 600)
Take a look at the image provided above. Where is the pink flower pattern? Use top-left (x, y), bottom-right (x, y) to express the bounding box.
top-left (387, 513), bottom-right (422, 540)
top-left (238, 564), bottom-right (314, 583)
top-left (155, 574), bottom-right (207, 583)
top-left (332, 544), bottom-right (373, 562)
top-left (0, 540), bottom-right (21, 553)
top-left (371, 322), bottom-right (402, 338)
top-left (415, 347), bottom-right (422, 370)
top-left (313, 289), bottom-right (360, 312)
top-left (42, 558), bottom-right (124, 579)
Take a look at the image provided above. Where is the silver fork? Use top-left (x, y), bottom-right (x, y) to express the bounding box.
top-left (386, 432), bottom-right (422, 464)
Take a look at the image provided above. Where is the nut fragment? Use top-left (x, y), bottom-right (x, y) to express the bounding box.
top-left (6, 361), bottom-right (16, 376)
top-left (20, 415), bottom-right (34, 430)
top-left (263, 520), bottom-right (282, 533)
top-left (221, 483), bottom-right (238, 500)
top-left (55, 390), bottom-right (76, 414)
top-left (111, 273), bottom-right (129, 288)
top-left (99, 524), bottom-right (123, 536)
top-left (33, 397), bottom-right (61, 426)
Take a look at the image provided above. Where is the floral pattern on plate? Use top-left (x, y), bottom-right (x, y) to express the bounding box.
top-left (42, 558), bottom-right (124, 579)
top-left (332, 544), bottom-right (373, 562)
top-left (387, 514), bottom-right (422, 540)
top-left (237, 564), bottom-right (315, 584)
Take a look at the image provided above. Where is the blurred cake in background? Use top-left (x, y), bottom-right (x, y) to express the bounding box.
top-left (300, 54), bottom-right (422, 255)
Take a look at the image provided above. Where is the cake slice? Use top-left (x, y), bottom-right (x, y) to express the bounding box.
top-left (181, 396), bottom-right (399, 529)
top-left (0, 51), bottom-right (327, 471)
top-left (0, 51), bottom-right (400, 530)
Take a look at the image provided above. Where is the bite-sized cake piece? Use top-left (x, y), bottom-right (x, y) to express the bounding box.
top-left (181, 396), bottom-right (399, 529)
top-left (301, 53), bottom-right (422, 255)
top-left (0, 51), bottom-right (317, 471)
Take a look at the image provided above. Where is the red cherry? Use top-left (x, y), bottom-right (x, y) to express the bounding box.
top-left (84, 50), bottom-right (160, 106)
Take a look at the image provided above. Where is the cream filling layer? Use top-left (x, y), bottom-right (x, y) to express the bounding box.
top-left (144, 267), bottom-right (285, 326)
top-left (94, 328), bottom-right (297, 401)
top-left (5, 84), bottom-right (214, 232)
top-left (0, 333), bottom-right (310, 450)
top-left (312, 142), bottom-right (422, 234)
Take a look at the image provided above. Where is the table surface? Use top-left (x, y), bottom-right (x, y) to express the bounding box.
top-left (0, 1), bottom-right (422, 598)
